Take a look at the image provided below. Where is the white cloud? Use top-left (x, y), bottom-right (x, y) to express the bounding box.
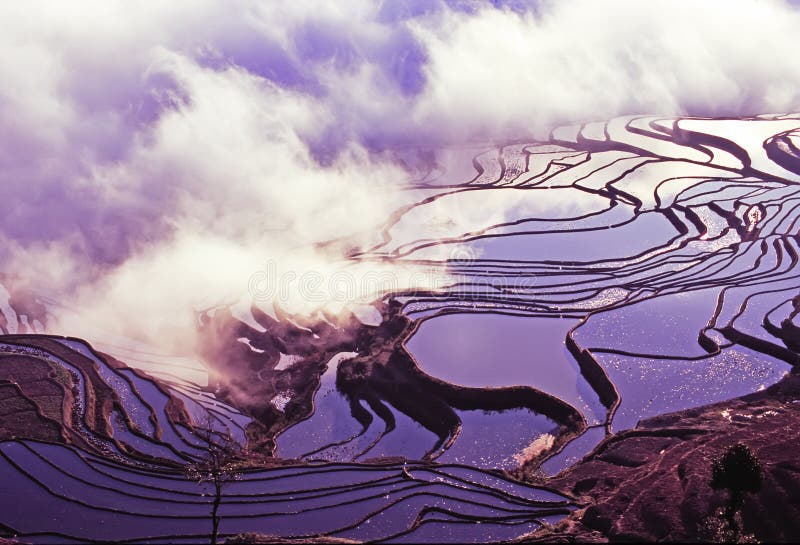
top-left (412, 0), bottom-right (800, 140)
top-left (1, 0), bottom-right (799, 351)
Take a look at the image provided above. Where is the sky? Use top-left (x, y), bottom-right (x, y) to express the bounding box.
top-left (1, 0), bottom-right (800, 350)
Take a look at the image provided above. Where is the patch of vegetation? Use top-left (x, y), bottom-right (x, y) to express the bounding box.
top-left (701, 443), bottom-right (763, 543)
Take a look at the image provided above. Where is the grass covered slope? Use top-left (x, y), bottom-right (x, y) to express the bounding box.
top-left (524, 369), bottom-right (800, 542)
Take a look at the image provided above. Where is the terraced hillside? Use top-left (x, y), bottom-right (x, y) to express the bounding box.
top-left (3, 114), bottom-right (800, 542)
top-left (0, 335), bottom-right (574, 543)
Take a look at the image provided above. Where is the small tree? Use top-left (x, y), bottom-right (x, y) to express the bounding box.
top-left (185, 416), bottom-right (244, 545)
top-left (711, 443), bottom-right (762, 539)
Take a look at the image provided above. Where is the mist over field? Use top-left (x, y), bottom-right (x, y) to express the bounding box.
top-left (3, 0), bottom-right (800, 348)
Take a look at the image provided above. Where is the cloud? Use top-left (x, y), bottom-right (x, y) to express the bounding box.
top-left (412, 0), bottom-right (800, 140)
top-left (1, 0), bottom-right (799, 350)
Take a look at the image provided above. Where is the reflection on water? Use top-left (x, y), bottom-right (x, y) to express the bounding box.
top-left (4, 115), bottom-right (800, 542)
